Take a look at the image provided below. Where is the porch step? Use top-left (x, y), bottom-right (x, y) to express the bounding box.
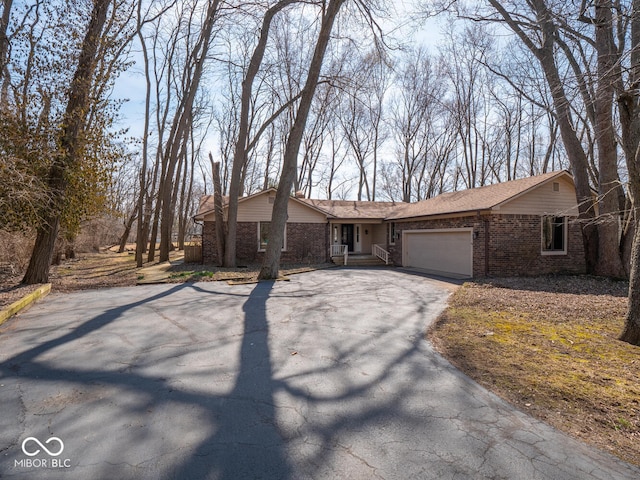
top-left (331, 255), bottom-right (389, 267)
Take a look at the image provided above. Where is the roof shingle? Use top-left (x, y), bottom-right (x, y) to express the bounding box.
top-left (386, 171), bottom-right (569, 220)
top-left (298, 198), bottom-right (402, 219)
top-left (194, 171), bottom-right (572, 221)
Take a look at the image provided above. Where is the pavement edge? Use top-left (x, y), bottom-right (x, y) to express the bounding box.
top-left (0, 283), bottom-right (52, 326)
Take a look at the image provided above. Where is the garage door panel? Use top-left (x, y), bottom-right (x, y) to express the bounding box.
top-left (404, 231), bottom-right (472, 277)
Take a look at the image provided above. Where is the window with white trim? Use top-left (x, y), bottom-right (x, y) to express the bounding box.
top-left (258, 222), bottom-right (286, 251)
top-left (541, 216), bottom-right (567, 254)
top-left (389, 222), bottom-right (396, 245)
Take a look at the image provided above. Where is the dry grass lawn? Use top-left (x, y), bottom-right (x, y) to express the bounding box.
top-left (429, 276), bottom-right (640, 467)
top-left (0, 250), bottom-right (138, 308)
top-left (0, 248), bottom-right (328, 305)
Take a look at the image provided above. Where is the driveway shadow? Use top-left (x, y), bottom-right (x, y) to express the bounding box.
top-left (0, 281), bottom-right (295, 479)
top-left (170, 280), bottom-right (292, 479)
top-left (1, 271), bottom-right (637, 480)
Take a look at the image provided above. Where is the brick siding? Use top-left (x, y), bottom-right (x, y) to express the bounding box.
top-left (202, 221), bottom-right (217, 264)
top-left (280, 222), bottom-right (328, 264)
top-left (389, 214), bottom-right (586, 277)
top-left (203, 221), bottom-right (328, 265)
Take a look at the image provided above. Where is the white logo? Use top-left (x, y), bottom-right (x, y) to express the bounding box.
top-left (21, 437), bottom-right (64, 457)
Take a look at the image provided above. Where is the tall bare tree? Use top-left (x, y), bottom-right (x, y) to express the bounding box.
top-left (471, 0), bottom-right (598, 273)
top-left (259, 0), bottom-right (347, 279)
top-left (297, 80), bottom-right (335, 198)
top-left (387, 47), bottom-right (446, 202)
top-left (224, 0), bottom-right (299, 268)
top-left (616, 0), bottom-right (640, 344)
top-left (157, 0), bottom-right (221, 262)
top-left (337, 48), bottom-right (389, 200)
top-left (134, 1), bottom-right (154, 267)
top-left (578, 0), bottom-right (627, 278)
top-left (446, 0), bottom-right (638, 343)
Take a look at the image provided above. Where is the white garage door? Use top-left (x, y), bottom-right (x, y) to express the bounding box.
top-left (403, 229), bottom-right (473, 278)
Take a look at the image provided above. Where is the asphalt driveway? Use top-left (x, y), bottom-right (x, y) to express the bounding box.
top-left (0, 269), bottom-right (638, 479)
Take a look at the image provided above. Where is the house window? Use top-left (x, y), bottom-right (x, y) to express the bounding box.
top-left (333, 225), bottom-right (338, 243)
top-left (542, 216), bottom-right (566, 254)
top-left (258, 222), bottom-right (286, 251)
top-left (389, 222), bottom-right (396, 245)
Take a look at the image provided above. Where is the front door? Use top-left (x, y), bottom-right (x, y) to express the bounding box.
top-left (354, 224), bottom-right (362, 253)
top-left (341, 224), bottom-right (354, 252)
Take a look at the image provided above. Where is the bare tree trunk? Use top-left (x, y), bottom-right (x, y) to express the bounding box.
top-left (617, 0), bottom-right (640, 345)
top-left (621, 213), bottom-right (640, 344)
top-left (178, 149), bottom-right (195, 251)
top-left (23, 0), bottom-right (111, 284)
top-left (147, 187), bottom-right (162, 262)
top-left (263, 127), bottom-right (276, 190)
top-left (488, 0), bottom-right (599, 273)
top-left (158, 0), bottom-right (220, 262)
top-left (259, 0), bottom-right (346, 280)
top-left (0, 0), bottom-right (12, 85)
top-left (592, 0), bottom-right (627, 278)
top-left (167, 140), bottom-right (187, 252)
top-left (118, 211), bottom-right (137, 253)
top-left (210, 155), bottom-right (226, 266)
top-left (135, 4), bottom-right (152, 267)
top-left (225, 0), bottom-right (298, 268)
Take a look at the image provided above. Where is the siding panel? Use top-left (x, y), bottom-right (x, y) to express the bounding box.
top-left (498, 177), bottom-right (579, 216)
top-left (203, 193), bottom-right (328, 223)
top-left (237, 194), bottom-right (326, 223)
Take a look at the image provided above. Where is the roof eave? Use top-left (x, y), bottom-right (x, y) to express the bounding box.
top-left (329, 217), bottom-right (386, 223)
top-left (291, 197), bottom-right (334, 218)
top-left (386, 209), bottom-right (493, 222)
top-left (197, 189), bottom-right (334, 220)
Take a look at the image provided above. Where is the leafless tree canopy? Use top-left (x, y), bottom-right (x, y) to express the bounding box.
top-left (2, 0), bottom-right (640, 342)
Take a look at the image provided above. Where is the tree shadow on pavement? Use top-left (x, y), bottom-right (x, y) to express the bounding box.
top-left (3, 272), bottom-right (633, 479)
top-left (0, 281), bottom-right (297, 479)
top-left (169, 280), bottom-right (293, 479)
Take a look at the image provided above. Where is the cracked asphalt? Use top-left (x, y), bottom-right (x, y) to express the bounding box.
top-left (1, 269), bottom-right (638, 479)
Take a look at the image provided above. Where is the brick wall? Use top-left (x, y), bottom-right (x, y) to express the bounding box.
top-left (202, 221), bottom-right (328, 265)
top-left (389, 214), bottom-right (586, 277)
top-left (202, 221), bottom-right (258, 264)
top-left (280, 222), bottom-right (328, 264)
top-left (485, 214), bottom-right (585, 276)
top-left (236, 222), bottom-right (259, 262)
top-left (202, 221), bottom-right (217, 264)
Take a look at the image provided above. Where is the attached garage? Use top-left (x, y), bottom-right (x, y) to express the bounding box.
top-left (402, 228), bottom-right (473, 278)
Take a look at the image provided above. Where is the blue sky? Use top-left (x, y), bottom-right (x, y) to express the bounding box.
top-left (110, 2), bottom-right (447, 199)
top-left (112, 2), bottom-right (445, 138)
